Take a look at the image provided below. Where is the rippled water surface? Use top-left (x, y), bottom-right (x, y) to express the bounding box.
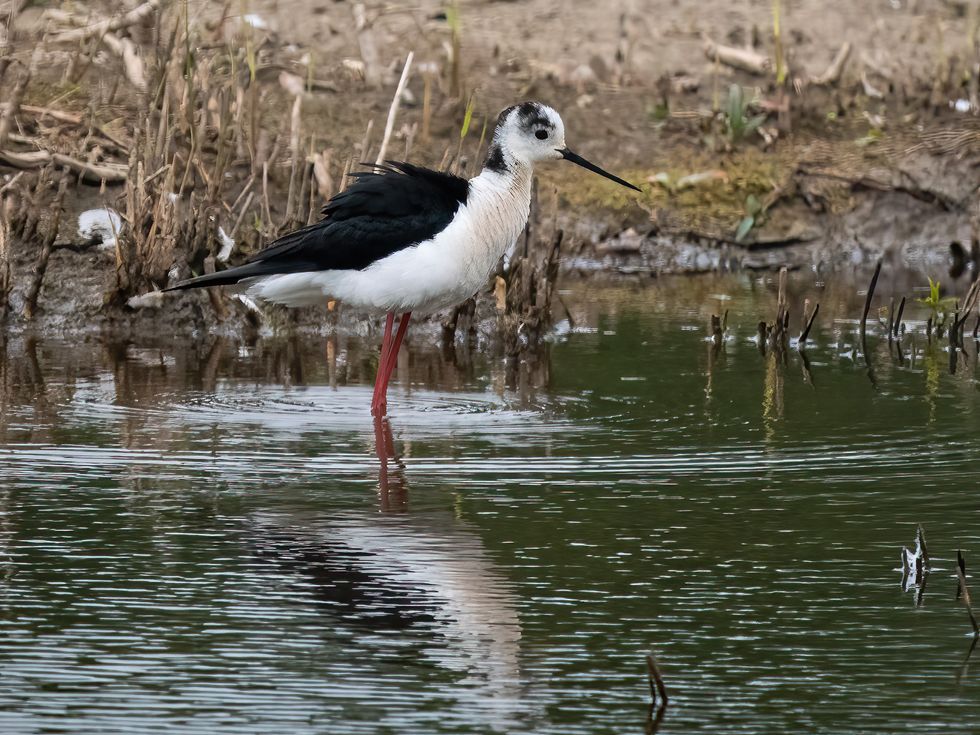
top-left (2, 273), bottom-right (980, 734)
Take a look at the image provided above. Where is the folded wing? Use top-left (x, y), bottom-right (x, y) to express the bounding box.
top-left (166, 162), bottom-right (470, 291)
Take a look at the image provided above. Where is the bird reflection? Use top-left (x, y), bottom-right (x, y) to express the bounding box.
top-left (247, 417), bottom-right (527, 726)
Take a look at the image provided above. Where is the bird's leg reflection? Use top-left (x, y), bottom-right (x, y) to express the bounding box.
top-left (374, 415), bottom-right (407, 511)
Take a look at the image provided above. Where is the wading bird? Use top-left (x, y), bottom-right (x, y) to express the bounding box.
top-left (168, 101), bottom-right (639, 416)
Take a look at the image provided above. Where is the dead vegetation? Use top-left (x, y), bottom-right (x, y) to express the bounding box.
top-left (495, 184), bottom-right (564, 380)
top-left (0, 0), bottom-right (577, 351)
top-left (0, 0), bottom-right (977, 344)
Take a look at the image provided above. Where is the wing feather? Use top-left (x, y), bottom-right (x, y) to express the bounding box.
top-left (166, 162), bottom-right (469, 291)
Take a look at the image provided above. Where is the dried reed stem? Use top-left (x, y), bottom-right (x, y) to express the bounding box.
top-left (262, 161), bottom-right (272, 230)
top-left (231, 191), bottom-right (255, 239)
top-left (0, 62), bottom-right (29, 152)
top-left (312, 149), bottom-right (333, 199)
top-left (0, 194), bottom-right (11, 321)
top-left (421, 70), bottom-right (433, 143)
top-left (375, 52), bottom-right (414, 166)
top-left (353, 3), bottom-right (382, 89)
top-left (23, 174), bottom-right (69, 319)
top-left (284, 92), bottom-right (303, 225)
top-left (358, 119), bottom-right (374, 163)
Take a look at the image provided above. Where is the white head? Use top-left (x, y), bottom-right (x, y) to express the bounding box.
top-left (484, 101), bottom-right (640, 191)
top-left (488, 102), bottom-right (566, 167)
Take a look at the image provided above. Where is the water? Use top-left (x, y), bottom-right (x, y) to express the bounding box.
top-left (2, 272), bottom-right (979, 734)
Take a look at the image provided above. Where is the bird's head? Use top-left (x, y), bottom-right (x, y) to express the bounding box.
top-left (486, 101), bottom-right (640, 191)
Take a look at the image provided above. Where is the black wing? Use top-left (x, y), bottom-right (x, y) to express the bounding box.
top-left (166, 162), bottom-right (469, 291)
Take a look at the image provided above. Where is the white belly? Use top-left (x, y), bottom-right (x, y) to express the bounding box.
top-left (245, 169), bottom-right (532, 314)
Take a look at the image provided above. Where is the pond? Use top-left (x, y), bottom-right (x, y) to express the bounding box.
top-left (1, 270), bottom-right (979, 734)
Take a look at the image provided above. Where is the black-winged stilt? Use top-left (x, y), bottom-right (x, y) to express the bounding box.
top-left (168, 101), bottom-right (640, 416)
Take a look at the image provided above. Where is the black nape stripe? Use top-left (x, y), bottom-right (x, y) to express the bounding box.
top-left (484, 144), bottom-right (507, 173)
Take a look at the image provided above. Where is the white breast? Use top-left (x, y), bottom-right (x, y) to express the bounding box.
top-left (246, 168), bottom-right (533, 314)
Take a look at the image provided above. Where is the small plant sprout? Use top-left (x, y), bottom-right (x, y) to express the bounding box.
top-left (459, 92), bottom-right (476, 139)
top-left (453, 92), bottom-right (476, 174)
top-left (735, 193), bottom-right (767, 242)
top-left (724, 84), bottom-right (767, 146)
top-left (917, 277), bottom-right (957, 326)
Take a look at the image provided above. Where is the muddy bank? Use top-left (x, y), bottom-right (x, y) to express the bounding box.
top-left (0, 0), bottom-right (977, 341)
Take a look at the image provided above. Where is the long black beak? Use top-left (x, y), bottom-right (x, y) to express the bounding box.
top-left (558, 148), bottom-right (641, 192)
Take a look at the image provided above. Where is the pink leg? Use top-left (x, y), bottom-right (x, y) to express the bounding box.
top-left (371, 313), bottom-right (395, 416)
top-left (372, 312), bottom-right (412, 417)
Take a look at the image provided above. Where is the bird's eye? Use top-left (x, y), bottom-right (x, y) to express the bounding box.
top-left (534, 129), bottom-right (548, 140)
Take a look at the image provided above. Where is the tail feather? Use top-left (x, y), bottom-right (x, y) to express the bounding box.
top-left (164, 259), bottom-right (316, 292)
top-left (165, 224), bottom-right (328, 292)
top-left (164, 263), bottom-right (259, 291)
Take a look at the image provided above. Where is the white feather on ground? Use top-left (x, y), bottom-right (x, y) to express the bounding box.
top-left (78, 208), bottom-right (123, 249)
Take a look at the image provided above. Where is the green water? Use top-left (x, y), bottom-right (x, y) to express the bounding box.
top-left (1, 272), bottom-right (979, 734)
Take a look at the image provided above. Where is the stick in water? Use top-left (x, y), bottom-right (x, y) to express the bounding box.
top-left (799, 302), bottom-right (820, 346)
top-left (646, 652), bottom-right (669, 708)
top-left (860, 260), bottom-right (882, 338)
top-left (956, 550), bottom-right (980, 638)
top-left (893, 296), bottom-right (906, 338)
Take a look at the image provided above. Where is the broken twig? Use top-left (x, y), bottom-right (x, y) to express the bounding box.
top-left (798, 300), bottom-right (820, 346)
top-left (812, 42), bottom-right (851, 86)
top-left (646, 652), bottom-right (669, 708)
top-left (893, 296), bottom-right (906, 338)
top-left (702, 35), bottom-right (771, 75)
top-left (956, 550), bottom-right (980, 638)
top-left (0, 149), bottom-right (127, 183)
top-left (47, 1), bottom-right (160, 45)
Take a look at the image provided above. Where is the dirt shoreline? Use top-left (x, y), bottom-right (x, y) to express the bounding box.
top-left (0, 0), bottom-right (977, 339)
